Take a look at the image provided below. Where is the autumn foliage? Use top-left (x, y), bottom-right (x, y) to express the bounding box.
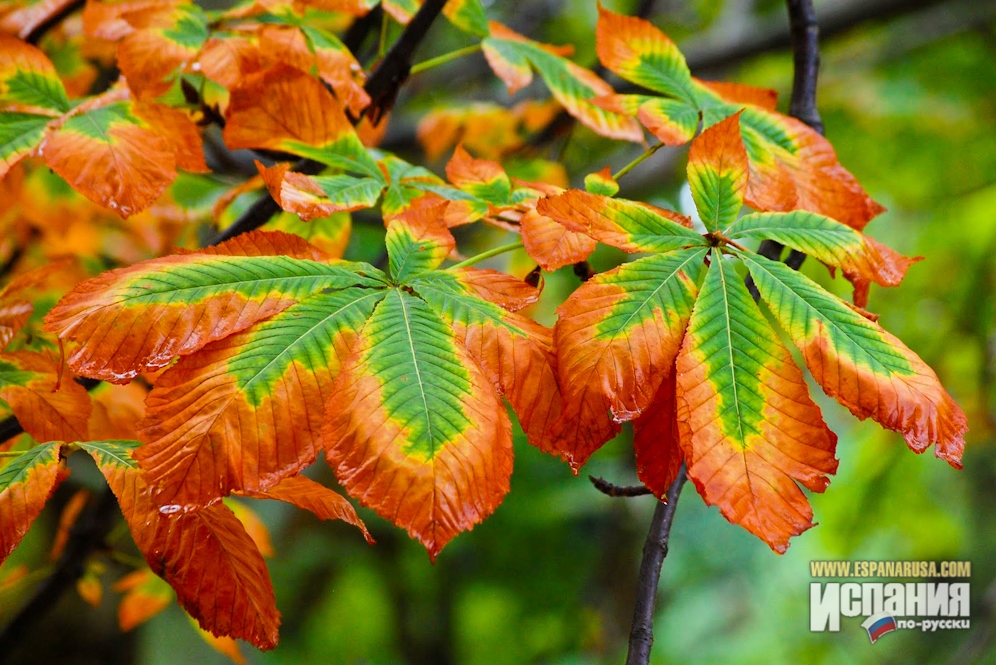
top-left (0, 0), bottom-right (967, 655)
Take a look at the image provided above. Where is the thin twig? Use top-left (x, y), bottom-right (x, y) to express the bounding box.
top-left (589, 476), bottom-right (654, 498)
top-left (625, 465), bottom-right (687, 665)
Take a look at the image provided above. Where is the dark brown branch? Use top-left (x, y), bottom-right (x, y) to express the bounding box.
top-left (589, 476), bottom-right (654, 497)
top-left (24, 0), bottom-right (85, 45)
top-left (0, 489), bottom-right (120, 664)
top-left (625, 465), bottom-right (687, 665)
top-left (208, 0), bottom-right (447, 245)
top-left (361, 0), bottom-right (448, 124)
top-left (748, 0), bottom-right (825, 297)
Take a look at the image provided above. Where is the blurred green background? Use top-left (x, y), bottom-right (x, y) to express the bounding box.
top-left (3, 0), bottom-right (995, 663)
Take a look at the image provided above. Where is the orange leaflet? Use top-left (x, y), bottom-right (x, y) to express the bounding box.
top-left (520, 207), bottom-right (597, 272)
top-left (0, 351), bottom-right (91, 443)
top-left (243, 474), bottom-right (372, 543)
top-left (86, 441), bottom-right (280, 649)
top-left (632, 368), bottom-right (683, 499)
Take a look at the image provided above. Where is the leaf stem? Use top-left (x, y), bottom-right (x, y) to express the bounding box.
top-left (410, 44), bottom-right (483, 75)
top-left (378, 10), bottom-right (389, 58)
top-left (447, 241), bottom-right (524, 270)
top-left (613, 142), bottom-right (665, 181)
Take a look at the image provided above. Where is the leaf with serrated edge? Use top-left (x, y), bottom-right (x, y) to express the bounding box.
top-left (726, 210), bottom-right (921, 296)
top-left (537, 189), bottom-right (702, 254)
top-left (40, 100), bottom-right (177, 217)
top-left (323, 290), bottom-right (513, 560)
top-left (741, 252), bottom-right (966, 466)
top-left (595, 5), bottom-right (696, 105)
top-left (445, 144), bottom-right (512, 205)
top-left (258, 161), bottom-right (383, 221)
top-left (0, 442), bottom-right (64, 564)
top-left (243, 474), bottom-right (372, 543)
top-left (687, 111), bottom-right (748, 232)
top-left (385, 215), bottom-right (455, 284)
top-left (134, 287), bottom-right (385, 509)
top-left (551, 248), bottom-right (705, 468)
top-left (676, 253), bottom-right (838, 552)
top-left (0, 35), bottom-right (70, 114)
top-left (82, 440), bottom-right (280, 649)
top-left (0, 351), bottom-right (91, 442)
top-left (44, 231), bottom-right (385, 383)
top-left (483, 21), bottom-right (643, 143)
top-left (223, 64), bottom-right (378, 177)
top-left (408, 268), bottom-right (563, 455)
top-left (520, 207), bottom-right (597, 272)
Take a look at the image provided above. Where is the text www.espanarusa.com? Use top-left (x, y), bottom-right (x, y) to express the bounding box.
top-left (810, 560), bottom-right (971, 578)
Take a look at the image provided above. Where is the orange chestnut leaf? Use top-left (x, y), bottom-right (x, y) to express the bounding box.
top-left (322, 289), bottom-right (514, 561)
top-left (686, 111), bottom-right (749, 232)
top-left (520, 207), bottom-right (597, 272)
top-left (242, 474), bottom-right (373, 544)
top-left (82, 440), bottom-right (280, 649)
top-left (536, 190), bottom-right (701, 254)
top-left (116, 2), bottom-right (209, 98)
top-left (632, 368), bottom-right (683, 500)
top-left (550, 248), bottom-right (706, 469)
top-left (223, 64), bottom-right (379, 177)
top-left (0, 351), bottom-right (91, 443)
top-left (43, 230), bottom-right (374, 384)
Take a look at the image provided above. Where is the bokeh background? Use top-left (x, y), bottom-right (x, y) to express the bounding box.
top-left (2, 0), bottom-right (994, 663)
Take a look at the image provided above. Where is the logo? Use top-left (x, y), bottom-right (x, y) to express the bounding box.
top-left (861, 612), bottom-right (897, 644)
top-left (809, 560), bottom-right (972, 643)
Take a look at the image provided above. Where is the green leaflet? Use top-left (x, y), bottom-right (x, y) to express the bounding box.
top-left (682, 250), bottom-right (779, 444)
top-left (228, 288), bottom-right (386, 406)
top-left (0, 442), bottom-right (61, 490)
top-left (591, 248), bottom-right (707, 341)
top-left (363, 289), bottom-right (473, 460)
top-left (726, 211), bottom-right (865, 262)
top-left (306, 174), bottom-right (385, 210)
top-left (407, 271), bottom-right (529, 336)
top-left (78, 440), bottom-right (142, 470)
top-left (111, 256), bottom-right (384, 307)
top-left (3, 68), bottom-right (70, 114)
top-left (444, 0), bottom-right (489, 37)
top-left (739, 253), bottom-right (914, 376)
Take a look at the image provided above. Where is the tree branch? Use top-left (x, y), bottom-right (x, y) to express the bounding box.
top-left (625, 465), bottom-right (687, 665)
top-left (749, 0), bottom-right (824, 297)
top-left (589, 476), bottom-right (654, 498)
top-left (207, 0), bottom-right (447, 246)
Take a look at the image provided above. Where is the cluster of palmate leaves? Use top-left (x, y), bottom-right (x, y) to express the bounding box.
top-left (0, 0), bottom-right (969, 653)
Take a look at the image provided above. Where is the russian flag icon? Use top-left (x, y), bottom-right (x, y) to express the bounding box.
top-left (861, 612), bottom-right (898, 644)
